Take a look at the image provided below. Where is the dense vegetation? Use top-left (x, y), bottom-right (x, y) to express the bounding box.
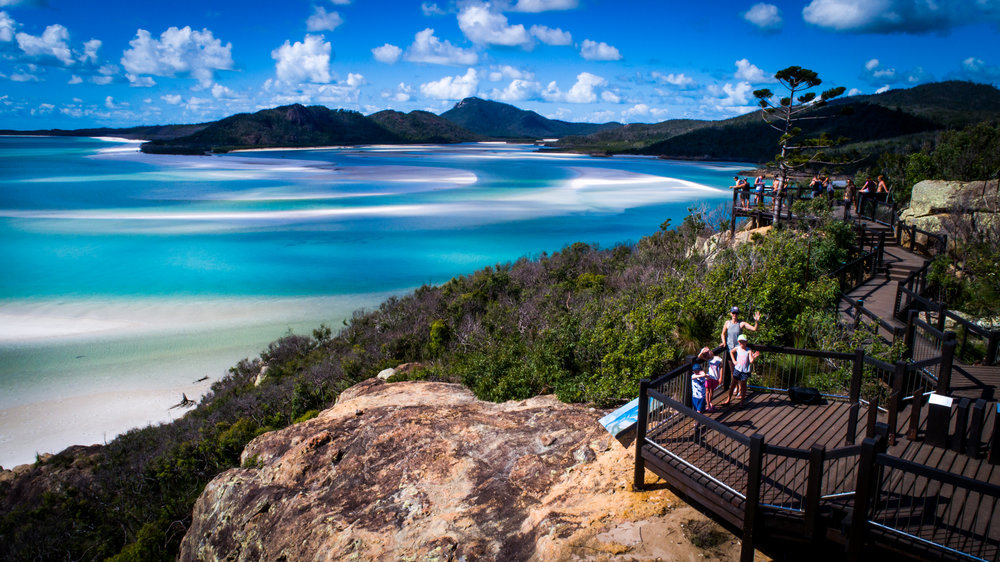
top-left (0, 208), bottom-right (877, 560)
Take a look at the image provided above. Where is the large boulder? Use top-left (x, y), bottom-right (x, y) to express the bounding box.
top-left (179, 379), bottom-right (743, 561)
top-left (900, 179), bottom-right (1000, 236)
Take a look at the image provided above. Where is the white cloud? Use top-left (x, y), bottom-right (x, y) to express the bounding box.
top-left (421, 2), bottom-right (446, 16)
top-left (372, 43), bottom-right (402, 64)
top-left (601, 90), bottom-right (620, 103)
top-left (580, 39), bottom-right (621, 61)
top-left (490, 78), bottom-right (541, 101)
top-left (404, 28), bottom-right (478, 65)
top-left (622, 103), bottom-right (652, 122)
top-left (802, 0), bottom-right (1000, 33)
top-left (0, 11), bottom-right (14, 42)
top-left (211, 83), bottom-right (239, 99)
top-left (91, 75), bottom-right (113, 85)
top-left (329, 0), bottom-right (351, 4)
top-left (307, 7), bottom-right (343, 32)
top-left (121, 26), bottom-right (234, 88)
top-left (420, 67), bottom-right (479, 99)
top-left (652, 71), bottom-right (695, 87)
top-left (458, 3), bottom-right (531, 47)
top-left (271, 34), bottom-right (333, 84)
top-left (10, 70), bottom-right (39, 82)
top-left (509, 0), bottom-right (578, 12)
top-left (104, 95), bottom-right (116, 109)
top-left (125, 73), bottom-right (155, 87)
top-left (383, 82), bottom-right (413, 102)
top-left (68, 74), bottom-right (82, 84)
top-left (488, 65), bottom-right (532, 82)
top-left (704, 81), bottom-right (756, 115)
top-left (848, 88), bottom-right (862, 96)
top-left (16, 24), bottom-right (74, 65)
top-left (955, 56), bottom-right (1000, 84)
top-left (734, 58), bottom-right (773, 82)
top-left (529, 25), bottom-right (571, 45)
top-left (566, 72), bottom-right (607, 103)
top-left (743, 3), bottom-right (782, 30)
top-left (875, 85), bottom-right (891, 94)
top-left (161, 94), bottom-right (182, 104)
top-left (80, 38), bottom-right (100, 63)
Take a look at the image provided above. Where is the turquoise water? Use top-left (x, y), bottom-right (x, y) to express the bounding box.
top-left (0, 136), bottom-right (745, 466)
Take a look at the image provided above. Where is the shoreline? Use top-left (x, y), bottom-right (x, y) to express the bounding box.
top-left (0, 292), bottom-right (399, 468)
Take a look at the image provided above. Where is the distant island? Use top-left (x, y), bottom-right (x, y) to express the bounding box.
top-left (2, 81), bottom-right (999, 161)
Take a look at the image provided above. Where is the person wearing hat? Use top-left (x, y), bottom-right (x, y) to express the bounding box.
top-left (691, 363), bottom-right (708, 414)
top-left (698, 346), bottom-right (722, 412)
top-left (726, 334), bottom-right (759, 407)
top-left (719, 306), bottom-right (760, 405)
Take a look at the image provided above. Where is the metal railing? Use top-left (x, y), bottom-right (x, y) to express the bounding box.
top-left (850, 432), bottom-right (1000, 561)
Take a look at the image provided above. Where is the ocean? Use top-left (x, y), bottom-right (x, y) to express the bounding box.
top-left (0, 136), bottom-right (745, 467)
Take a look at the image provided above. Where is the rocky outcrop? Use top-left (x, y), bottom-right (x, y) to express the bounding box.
top-left (900, 179), bottom-right (1000, 237)
top-left (179, 379), bottom-right (744, 561)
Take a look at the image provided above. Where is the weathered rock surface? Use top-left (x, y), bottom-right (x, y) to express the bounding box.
top-left (179, 379), bottom-right (746, 561)
top-left (900, 179), bottom-right (1000, 236)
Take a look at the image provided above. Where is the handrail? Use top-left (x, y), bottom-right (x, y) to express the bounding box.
top-left (648, 388), bottom-right (752, 446)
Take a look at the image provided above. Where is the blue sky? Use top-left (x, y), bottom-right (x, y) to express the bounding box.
top-left (1, 0), bottom-right (999, 130)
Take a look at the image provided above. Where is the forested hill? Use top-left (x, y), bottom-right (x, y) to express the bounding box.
top-left (555, 80), bottom-right (1000, 161)
top-left (440, 97), bottom-right (621, 139)
top-left (140, 104), bottom-right (481, 154)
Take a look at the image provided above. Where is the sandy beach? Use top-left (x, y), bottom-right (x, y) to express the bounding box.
top-left (0, 293), bottom-right (394, 468)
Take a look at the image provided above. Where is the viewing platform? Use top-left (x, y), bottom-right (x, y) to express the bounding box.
top-left (632, 186), bottom-right (1000, 561)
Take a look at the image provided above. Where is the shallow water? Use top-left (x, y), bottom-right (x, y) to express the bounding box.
top-left (0, 137), bottom-right (745, 466)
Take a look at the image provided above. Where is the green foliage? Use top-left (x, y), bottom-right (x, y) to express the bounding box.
top-left (428, 319), bottom-right (451, 358)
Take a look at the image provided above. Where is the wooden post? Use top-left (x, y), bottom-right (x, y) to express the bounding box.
top-left (954, 397), bottom-right (970, 452)
top-left (683, 355), bottom-right (695, 409)
top-left (848, 435), bottom-right (884, 560)
top-left (633, 378), bottom-right (650, 491)
top-left (893, 282), bottom-right (903, 320)
top-left (866, 396), bottom-right (880, 439)
top-left (887, 361), bottom-right (907, 445)
top-left (936, 304), bottom-right (947, 333)
top-left (730, 189), bottom-right (738, 235)
top-left (989, 402), bottom-right (1000, 465)
top-left (907, 390), bottom-right (924, 440)
top-left (741, 434), bottom-right (765, 562)
top-left (938, 332), bottom-right (957, 395)
top-left (804, 443), bottom-right (826, 541)
top-left (968, 399), bottom-right (986, 458)
top-left (903, 310), bottom-right (918, 361)
top-left (853, 298), bottom-right (863, 330)
top-left (847, 349), bottom-right (864, 445)
top-left (926, 393), bottom-right (953, 448)
top-left (986, 331), bottom-right (1000, 367)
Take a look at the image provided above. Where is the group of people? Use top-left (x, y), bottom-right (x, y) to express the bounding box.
top-left (690, 307), bottom-right (762, 413)
top-left (731, 173), bottom-right (891, 214)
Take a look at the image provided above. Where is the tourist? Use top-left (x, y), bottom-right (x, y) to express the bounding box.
top-left (731, 176), bottom-right (750, 209)
top-left (809, 174), bottom-right (822, 198)
top-left (771, 175), bottom-right (784, 212)
top-left (877, 175), bottom-right (889, 195)
top-left (844, 179), bottom-right (857, 215)
top-left (754, 175), bottom-right (765, 206)
top-left (698, 346), bottom-right (723, 412)
top-left (718, 306), bottom-right (760, 405)
top-left (860, 177), bottom-right (875, 193)
top-left (823, 176), bottom-right (834, 198)
top-left (691, 363), bottom-right (708, 413)
top-left (728, 335), bottom-right (760, 407)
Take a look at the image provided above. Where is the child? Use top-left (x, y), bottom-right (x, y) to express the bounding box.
top-left (698, 346), bottom-right (722, 412)
top-left (729, 334), bottom-right (759, 407)
top-left (691, 363), bottom-right (708, 413)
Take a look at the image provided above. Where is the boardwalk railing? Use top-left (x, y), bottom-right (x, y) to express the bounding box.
top-left (850, 431), bottom-right (1000, 562)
